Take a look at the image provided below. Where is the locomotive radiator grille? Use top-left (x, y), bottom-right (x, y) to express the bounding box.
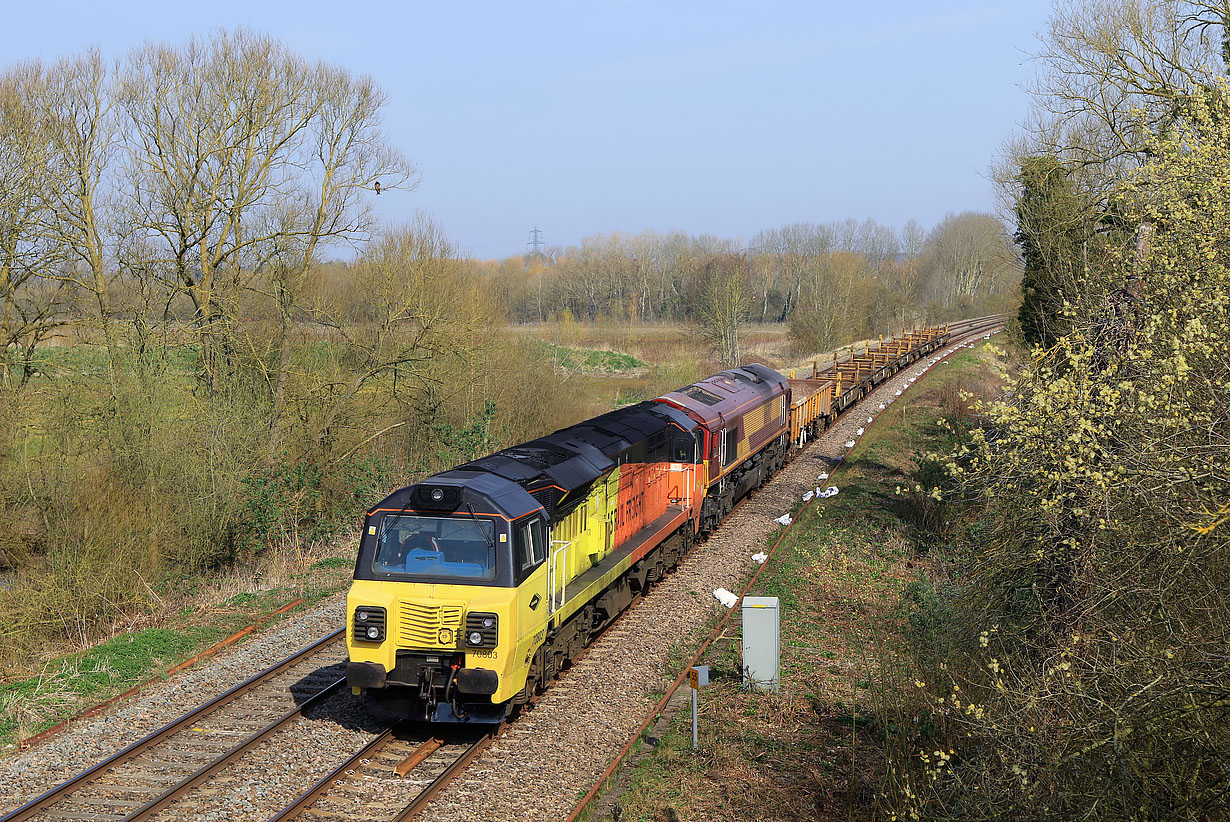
top-left (397, 600), bottom-right (464, 648)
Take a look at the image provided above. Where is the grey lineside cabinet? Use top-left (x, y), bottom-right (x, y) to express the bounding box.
top-left (742, 596), bottom-right (780, 691)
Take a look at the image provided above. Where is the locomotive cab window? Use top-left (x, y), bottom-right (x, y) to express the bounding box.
top-left (672, 436), bottom-right (695, 463)
top-left (369, 514), bottom-right (497, 582)
top-left (723, 426), bottom-right (738, 466)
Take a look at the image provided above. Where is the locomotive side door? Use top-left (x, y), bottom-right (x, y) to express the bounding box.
top-left (514, 517), bottom-right (549, 644)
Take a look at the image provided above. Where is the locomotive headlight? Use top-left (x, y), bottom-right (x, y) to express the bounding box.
top-left (464, 611), bottom-right (497, 648)
top-left (431, 488), bottom-right (445, 501)
top-left (352, 606), bottom-right (385, 642)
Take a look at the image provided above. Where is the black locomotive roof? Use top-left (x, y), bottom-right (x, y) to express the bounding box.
top-left (368, 399), bottom-right (701, 526)
top-left (367, 470), bottom-right (544, 522)
top-left (567, 401), bottom-right (691, 457)
top-left (449, 401), bottom-right (698, 522)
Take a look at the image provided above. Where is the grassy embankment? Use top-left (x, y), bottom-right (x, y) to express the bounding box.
top-left (593, 340), bottom-right (1007, 822)
top-left (0, 559), bottom-right (354, 753)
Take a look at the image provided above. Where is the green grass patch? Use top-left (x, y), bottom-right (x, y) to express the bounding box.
top-left (535, 342), bottom-right (645, 373)
top-left (309, 556), bottom-right (352, 571)
top-left (0, 625), bottom-right (219, 748)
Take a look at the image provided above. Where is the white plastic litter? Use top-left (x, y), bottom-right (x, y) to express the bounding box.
top-left (819, 486), bottom-right (840, 498)
top-left (773, 513), bottom-right (793, 526)
top-left (802, 490), bottom-right (814, 502)
top-left (867, 416), bottom-right (874, 423)
top-left (815, 486), bottom-right (824, 496)
top-left (751, 552), bottom-right (768, 565)
top-left (895, 389), bottom-right (903, 396)
top-left (878, 403), bottom-right (885, 410)
top-left (856, 427), bottom-right (865, 436)
top-left (817, 472), bottom-right (829, 480)
top-left (713, 588), bottom-right (739, 608)
top-left (844, 440), bottom-right (856, 448)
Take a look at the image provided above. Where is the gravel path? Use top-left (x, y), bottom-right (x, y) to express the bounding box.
top-left (0, 330), bottom-right (994, 821)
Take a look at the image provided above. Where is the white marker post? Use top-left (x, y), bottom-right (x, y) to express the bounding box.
top-left (688, 666), bottom-right (699, 749)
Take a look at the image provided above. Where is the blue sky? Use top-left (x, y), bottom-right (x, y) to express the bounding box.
top-left (1, 1), bottom-right (1051, 258)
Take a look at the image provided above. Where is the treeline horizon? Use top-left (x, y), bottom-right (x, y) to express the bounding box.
top-left (475, 213), bottom-right (1019, 351)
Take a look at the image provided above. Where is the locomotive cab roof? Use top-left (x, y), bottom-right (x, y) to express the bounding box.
top-left (655, 363), bottom-right (789, 431)
top-left (368, 470), bottom-right (544, 523)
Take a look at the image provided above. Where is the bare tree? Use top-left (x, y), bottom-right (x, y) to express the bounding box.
top-left (0, 63), bottom-right (68, 391)
top-left (917, 212), bottom-right (1019, 316)
top-left (263, 62), bottom-right (415, 454)
top-left (306, 218), bottom-right (493, 455)
top-left (36, 52), bottom-right (123, 396)
top-left (790, 250), bottom-right (865, 354)
top-left (1026, 0), bottom-right (1230, 172)
top-left (115, 29), bottom-right (413, 399)
top-left (695, 253), bottom-right (752, 367)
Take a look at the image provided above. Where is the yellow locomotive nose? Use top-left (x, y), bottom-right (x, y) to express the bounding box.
top-left (346, 579), bottom-right (519, 722)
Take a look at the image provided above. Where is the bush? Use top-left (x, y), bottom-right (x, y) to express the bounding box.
top-left (237, 455), bottom-right (393, 553)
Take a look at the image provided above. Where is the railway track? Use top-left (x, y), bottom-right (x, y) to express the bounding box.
top-left (2, 630), bottom-right (347, 822)
top-left (268, 730), bottom-right (491, 822)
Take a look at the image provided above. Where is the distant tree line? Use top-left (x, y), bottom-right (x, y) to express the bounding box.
top-left (477, 214), bottom-right (1020, 355)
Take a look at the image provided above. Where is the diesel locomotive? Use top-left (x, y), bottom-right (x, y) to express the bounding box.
top-left (344, 327), bottom-right (950, 723)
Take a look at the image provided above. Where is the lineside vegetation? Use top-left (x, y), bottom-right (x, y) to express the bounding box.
top-left (885, 3), bottom-right (1230, 816)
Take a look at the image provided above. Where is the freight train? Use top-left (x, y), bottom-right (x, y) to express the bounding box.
top-left (344, 326), bottom-right (952, 723)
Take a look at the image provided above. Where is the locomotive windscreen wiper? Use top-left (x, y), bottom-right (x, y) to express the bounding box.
top-left (466, 501), bottom-right (495, 569)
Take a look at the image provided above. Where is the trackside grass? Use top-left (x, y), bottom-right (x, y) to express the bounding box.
top-left (589, 342), bottom-right (1006, 822)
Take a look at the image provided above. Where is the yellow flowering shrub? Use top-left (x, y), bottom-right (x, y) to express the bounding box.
top-left (886, 88), bottom-right (1230, 819)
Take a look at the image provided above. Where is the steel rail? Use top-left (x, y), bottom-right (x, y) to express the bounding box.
top-left (266, 728), bottom-right (397, 821)
top-left (392, 734), bottom-right (495, 822)
top-left (123, 677), bottom-right (347, 821)
top-left (266, 730), bottom-right (493, 822)
top-left (2, 628), bottom-right (346, 822)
